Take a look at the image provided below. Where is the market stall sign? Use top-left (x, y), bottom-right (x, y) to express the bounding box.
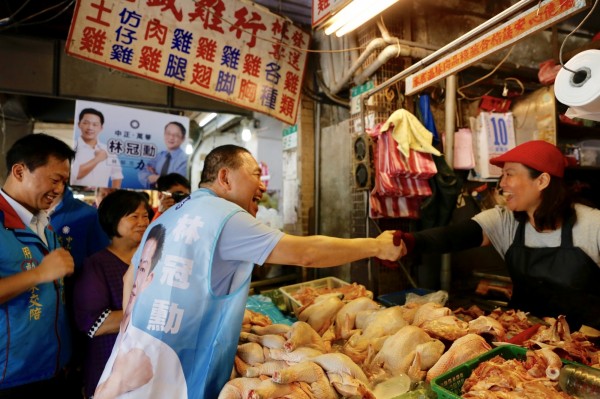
top-left (312, 0), bottom-right (346, 28)
top-left (405, 0), bottom-right (588, 95)
top-left (282, 124), bottom-right (298, 150)
top-left (66, 0), bottom-right (310, 125)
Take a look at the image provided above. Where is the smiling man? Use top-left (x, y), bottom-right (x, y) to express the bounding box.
top-left (70, 108), bottom-right (123, 189)
top-left (98, 144), bottom-right (403, 398)
top-left (138, 121), bottom-right (189, 189)
top-left (0, 133), bottom-right (77, 397)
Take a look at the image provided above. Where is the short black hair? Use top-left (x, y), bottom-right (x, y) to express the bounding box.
top-left (156, 173), bottom-right (191, 192)
top-left (200, 144), bottom-right (250, 185)
top-left (6, 133), bottom-right (75, 177)
top-left (146, 223), bottom-right (166, 273)
top-left (79, 108), bottom-right (105, 125)
top-left (165, 121), bottom-right (186, 138)
top-left (98, 190), bottom-right (149, 238)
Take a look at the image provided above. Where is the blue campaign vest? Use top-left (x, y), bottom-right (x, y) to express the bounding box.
top-left (128, 189), bottom-right (252, 398)
top-left (0, 196), bottom-right (72, 388)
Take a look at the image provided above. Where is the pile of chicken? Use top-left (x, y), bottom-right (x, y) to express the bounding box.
top-left (219, 292), bottom-right (599, 399)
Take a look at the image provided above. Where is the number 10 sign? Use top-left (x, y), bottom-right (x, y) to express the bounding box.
top-left (473, 111), bottom-right (516, 179)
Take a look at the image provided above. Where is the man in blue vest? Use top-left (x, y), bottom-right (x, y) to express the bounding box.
top-left (0, 133), bottom-right (76, 397)
top-left (96, 144), bottom-right (402, 399)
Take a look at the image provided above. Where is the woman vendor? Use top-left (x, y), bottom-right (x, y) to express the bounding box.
top-left (399, 140), bottom-right (600, 330)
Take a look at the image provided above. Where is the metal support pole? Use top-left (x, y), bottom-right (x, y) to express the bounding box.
top-left (441, 74), bottom-right (457, 292)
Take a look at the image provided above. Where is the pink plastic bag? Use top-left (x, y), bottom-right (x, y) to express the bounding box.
top-left (538, 59), bottom-right (561, 85)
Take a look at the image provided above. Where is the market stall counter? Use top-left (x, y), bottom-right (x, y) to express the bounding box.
top-left (230, 278), bottom-right (600, 398)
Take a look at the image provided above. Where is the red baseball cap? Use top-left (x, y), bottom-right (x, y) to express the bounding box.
top-left (489, 140), bottom-right (567, 177)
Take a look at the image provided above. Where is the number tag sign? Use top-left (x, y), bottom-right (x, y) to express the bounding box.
top-left (470, 112), bottom-right (516, 179)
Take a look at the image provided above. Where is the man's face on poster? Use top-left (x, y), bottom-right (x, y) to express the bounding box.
top-left (164, 123), bottom-right (185, 151)
top-left (78, 113), bottom-right (103, 143)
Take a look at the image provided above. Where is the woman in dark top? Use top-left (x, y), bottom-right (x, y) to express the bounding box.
top-left (73, 190), bottom-right (150, 398)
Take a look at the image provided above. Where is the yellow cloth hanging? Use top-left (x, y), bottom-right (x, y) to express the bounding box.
top-left (381, 109), bottom-right (441, 158)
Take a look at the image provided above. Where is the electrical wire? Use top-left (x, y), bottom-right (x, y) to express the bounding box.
top-left (0, 0), bottom-right (31, 26)
top-left (16, 0), bottom-right (75, 28)
top-left (457, 46), bottom-right (514, 99)
top-left (0, 0), bottom-right (74, 31)
top-left (504, 77), bottom-right (524, 96)
top-left (559, 0), bottom-right (599, 74)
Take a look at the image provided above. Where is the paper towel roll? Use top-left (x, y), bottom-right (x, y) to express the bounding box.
top-left (555, 50), bottom-right (600, 122)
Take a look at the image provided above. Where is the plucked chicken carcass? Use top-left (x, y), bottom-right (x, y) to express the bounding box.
top-left (218, 377), bottom-right (265, 399)
top-left (242, 309), bottom-right (273, 332)
top-left (420, 315), bottom-right (469, 341)
top-left (310, 353), bottom-right (375, 399)
top-left (343, 306), bottom-right (408, 364)
top-left (297, 295), bottom-right (344, 335)
top-left (365, 325), bottom-right (445, 382)
top-left (272, 361), bottom-right (338, 399)
top-left (266, 347), bottom-right (324, 363)
top-left (247, 379), bottom-right (311, 399)
top-left (251, 323), bottom-right (292, 336)
top-left (240, 332), bottom-right (286, 350)
top-left (334, 297), bottom-right (381, 340)
top-left (411, 302), bottom-right (452, 327)
top-left (426, 333), bottom-right (492, 382)
top-left (245, 361), bottom-right (289, 378)
top-left (467, 315), bottom-right (506, 342)
top-left (284, 321), bottom-right (329, 353)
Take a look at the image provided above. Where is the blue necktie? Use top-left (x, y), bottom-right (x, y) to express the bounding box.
top-left (160, 153), bottom-right (171, 176)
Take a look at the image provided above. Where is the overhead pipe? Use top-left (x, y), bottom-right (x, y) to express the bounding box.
top-left (328, 37), bottom-right (388, 94)
top-left (329, 20), bottom-right (435, 94)
top-left (353, 44), bottom-right (431, 86)
top-left (360, 0), bottom-right (540, 106)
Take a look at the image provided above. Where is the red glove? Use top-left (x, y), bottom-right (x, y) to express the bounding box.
top-left (393, 230), bottom-right (402, 246)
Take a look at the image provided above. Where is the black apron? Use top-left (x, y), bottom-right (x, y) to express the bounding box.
top-left (505, 217), bottom-right (600, 330)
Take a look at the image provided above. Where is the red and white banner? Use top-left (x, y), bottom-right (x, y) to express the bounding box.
top-left (405, 0), bottom-right (587, 95)
top-left (66, 0), bottom-right (310, 125)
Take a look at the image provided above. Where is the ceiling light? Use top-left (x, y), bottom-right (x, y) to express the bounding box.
top-left (324, 0), bottom-right (399, 37)
top-left (241, 127), bottom-right (252, 142)
top-left (199, 112), bottom-right (217, 127)
top-left (185, 142), bottom-right (194, 155)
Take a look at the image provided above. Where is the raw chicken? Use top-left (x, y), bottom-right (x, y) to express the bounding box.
top-left (297, 296), bottom-right (344, 335)
top-left (334, 297), bottom-right (381, 340)
top-left (310, 352), bottom-right (370, 384)
top-left (272, 361), bottom-right (338, 399)
top-left (240, 332), bottom-right (286, 349)
top-left (366, 325), bottom-right (445, 381)
top-left (247, 379), bottom-right (311, 399)
top-left (251, 324), bottom-right (292, 336)
top-left (421, 315), bottom-right (469, 341)
top-left (411, 302), bottom-right (452, 327)
top-left (245, 360), bottom-right (289, 378)
top-left (426, 333), bottom-right (492, 382)
top-left (327, 373), bottom-right (376, 399)
top-left (237, 342), bottom-right (266, 365)
top-left (311, 352), bottom-right (374, 398)
top-left (468, 315), bottom-right (506, 342)
top-left (266, 347), bottom-right (324, 363)
top-left (218, 377), bottom-right (265, 399)
top-left (284, 321), bottom-right (329, 353)
top-left (343, 306), bottom-right (408, 364)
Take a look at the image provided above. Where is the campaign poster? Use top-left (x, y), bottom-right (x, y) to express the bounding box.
top-left (71, 100), bottom-right (190, 190)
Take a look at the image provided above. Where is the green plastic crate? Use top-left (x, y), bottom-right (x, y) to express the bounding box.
top-left (431, 345), bottom-right (528, 399)
top-left (431, 344), bottom-right (587, 398)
